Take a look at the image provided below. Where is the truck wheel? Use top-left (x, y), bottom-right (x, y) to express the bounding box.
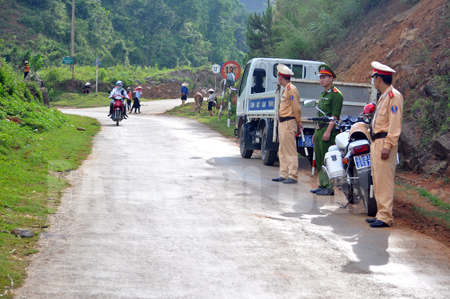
top-left (239, 125), bottom-right (253, 158)
top-left (261, 127), bottom-right (277, 165)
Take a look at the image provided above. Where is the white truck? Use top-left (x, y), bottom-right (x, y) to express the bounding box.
top-left (235, 58), bottom-right (377, 165)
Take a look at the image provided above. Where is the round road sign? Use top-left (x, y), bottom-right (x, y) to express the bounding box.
top-left (212, 64), bottom-right (221, 74)
top-left (221, 61), bottom-right (241, 79)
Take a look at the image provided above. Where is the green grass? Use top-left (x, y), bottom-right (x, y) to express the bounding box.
top-left (0, 114), bottom-right (100, 298)
top-left (396, 182), bottom-right (450, 228)
top-left (49, 91), bottom-right (111, 108)
top-left (49, 91), bottom-right (164, 108)
top-left (165, 101), bottom-right (236, 137)
top-left (41, 65), bottom-right (208, 93)
top-left (417, 188), bottom-right (450, 211)
top-left (411, 206), bottom-right (450, 229)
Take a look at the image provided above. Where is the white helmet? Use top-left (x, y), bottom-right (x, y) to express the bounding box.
top-left (116, 80), bottom-right (123, 86)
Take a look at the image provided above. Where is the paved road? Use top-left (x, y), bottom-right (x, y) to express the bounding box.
top-left (16, 101), bottom-right (450, 298)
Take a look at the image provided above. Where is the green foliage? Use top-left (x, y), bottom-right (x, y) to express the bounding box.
top-left (2, 0), bottom-right (247, 69)
top-left (245, 0), bottom-right (387, 64)
top-left (406, 76), bottom-right (450, 146)
top-left (0, 59), bottom-right (65, 150)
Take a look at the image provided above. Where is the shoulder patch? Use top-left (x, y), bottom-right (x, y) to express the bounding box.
top-left (287, 85), bottom-right (291, 91)
top-left (389, 91), bottom-right (394, 98)
top-left (333, 87), bottom-right (338, 93)
top-left (391, 105), bottom-right (398, 114)
top-left (290, 95), bottom-right (294, 101)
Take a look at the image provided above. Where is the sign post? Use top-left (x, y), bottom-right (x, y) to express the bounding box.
top-left (62, 56), bottom-right (75, 92)
top-left (212, 64), bottom-right (220, 92)
top-left (219, 61), bottom-right (241, 127)
top-left (95, 57), bottom-right (100, 95)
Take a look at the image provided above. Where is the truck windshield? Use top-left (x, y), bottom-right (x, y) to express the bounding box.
top-left (273, 64), bottom-right (303, 79)
top-left (239, 64), bottom-right (251, 96)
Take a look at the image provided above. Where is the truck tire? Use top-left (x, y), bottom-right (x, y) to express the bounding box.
top-left (261, 127), bottom-right (277, 165)
top-left (239, 125), bottom-right (253, 158)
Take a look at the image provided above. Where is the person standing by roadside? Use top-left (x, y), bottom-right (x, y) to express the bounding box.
top-left (272, 64), bottom-right (302, 184)
top-left (207, 89), bottom-right (215, 118)
top-left (366, 61), bottom-right (403, 228)
top-left (127, 87), bottom-right (133, 112)
top-left (132, 86), bottom-right (142, 114)
top-left (24, 61), bottom-right (30, 79)
top-left (181, 83), bottom-right (189, 105)
top-left (310, 64), bottom-right (344, 196)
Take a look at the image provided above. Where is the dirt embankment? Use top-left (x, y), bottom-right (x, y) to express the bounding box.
top-left (328, 0), bottom-right (450, 246)
top-left (130, 68), bottom-right (221, 100)
top-left (331, 0), bottom-right (450, 176)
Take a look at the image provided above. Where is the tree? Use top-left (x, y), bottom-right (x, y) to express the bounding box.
top-left (244, 0), bottom-right (276, 63)
top-left (129, 0), bottom-right (175, 67)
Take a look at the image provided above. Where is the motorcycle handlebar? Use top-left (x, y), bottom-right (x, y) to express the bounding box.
top-left (307, 117), bottom-right (334, 122)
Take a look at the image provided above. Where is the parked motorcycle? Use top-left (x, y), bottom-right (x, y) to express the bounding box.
top-left (111, 94), bottom-right (126, 126)
top-left (305, 99), bottom-right (377, 216)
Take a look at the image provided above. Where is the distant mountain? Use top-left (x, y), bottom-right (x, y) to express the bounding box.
top-left (239, 0), bottom-right (269, 14)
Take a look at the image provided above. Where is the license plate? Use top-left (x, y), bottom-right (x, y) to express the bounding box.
top-left (298, 135), bottom-right (314, 147)
top-left (354, 153), bottom-right (371, 170)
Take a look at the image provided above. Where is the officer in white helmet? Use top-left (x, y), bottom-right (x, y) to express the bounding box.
top-left (272, 64), bottom-right (303, 184)
top-left (365, 61), bottom-right (403, 228)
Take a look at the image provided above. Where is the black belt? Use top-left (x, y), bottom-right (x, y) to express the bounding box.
top-left (279, 117), bottom-right (295, 123)
top-left (371, 132), bottom-right (388, 141)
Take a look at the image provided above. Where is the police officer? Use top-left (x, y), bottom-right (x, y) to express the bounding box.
top-left (272, 64), bottom-right (302, 184)
top-left (310, 64), bottom-right (344, 196)
top-left (366, 61), bottom-right (403, 228)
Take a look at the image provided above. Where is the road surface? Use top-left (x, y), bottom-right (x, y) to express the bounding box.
top-left (16, 100), bottom-right (450, 298)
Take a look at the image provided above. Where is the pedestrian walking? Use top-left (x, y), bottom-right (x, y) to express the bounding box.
top-left (365, 61), bottom-right (403, 228)
top-left (127, 87), bottom-right (132, 112)
top-left (181, 82), bottom-right (189, 105)
top-left (132, 86), bottom-right (142, 113)
top-left (207, 89), bottom-right (215, 117)
top-left (24, 61), bottom-right (30, 79)
top-left (310, 64), bottom-right (344, 196)
top-left (272, 64), bottom-right (302, 184)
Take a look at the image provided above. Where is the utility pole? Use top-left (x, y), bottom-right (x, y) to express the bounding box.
top-left (71, 0), bottom-right (75, 92)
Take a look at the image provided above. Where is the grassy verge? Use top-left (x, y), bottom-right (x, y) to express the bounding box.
top-left (0, 114), bottom-right (100, 298)
top-left (165, 102), bottom-right (236, 137)
top-left (49, 91), bottom-right (163, 108)
top-left (395, 182), bottom-right (450, 228)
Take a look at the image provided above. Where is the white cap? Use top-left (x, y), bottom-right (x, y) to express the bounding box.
top-left (85, 82), bottom-right (91, 86)
top-left (277, 64), bottom-right (294, 77)
top-left (208, 89), bottom-right (214, 92)
top-left (182, 83), bottom-right (188, 87)
top-left (371, 61), bottom-right (396, 76)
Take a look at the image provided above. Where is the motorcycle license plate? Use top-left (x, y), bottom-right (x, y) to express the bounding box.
top-left (298, 135), bottom-right (314, 147)
top-left (354, 153), bottom-right (371, 170)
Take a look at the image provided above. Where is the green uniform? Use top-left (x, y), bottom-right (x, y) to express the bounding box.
top-left (314, 85), bottom-right (344, 189)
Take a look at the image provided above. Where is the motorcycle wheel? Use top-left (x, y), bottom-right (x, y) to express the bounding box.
top-left (360, 187), bottom-right (377, 217)
top-left (115, 111), bottom-right (120, 126)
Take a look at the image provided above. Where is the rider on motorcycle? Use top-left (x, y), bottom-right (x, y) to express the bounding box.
top-left (108, 81), bottom-right (129, 118)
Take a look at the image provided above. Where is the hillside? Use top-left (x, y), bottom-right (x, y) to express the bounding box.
top-left (0, 0), bottom-right (248, 69)
top-left (329, 0), bottom-right (450, 176)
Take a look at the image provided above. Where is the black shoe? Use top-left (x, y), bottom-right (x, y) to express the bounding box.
top-left (316, 188), bottom-right (334, 196)
top-left (365, 218), bottom-right (377, 223)
top-left (272, 177), bottom-right (287, 182)
top-left (283, 178), bottom-right (298, 184)
top-left (370, 220), bottom-right (390, 228)
top-left (310, 187), bottom-right (323, 194)
top-left (107, 114), bottom-right (111, 117)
